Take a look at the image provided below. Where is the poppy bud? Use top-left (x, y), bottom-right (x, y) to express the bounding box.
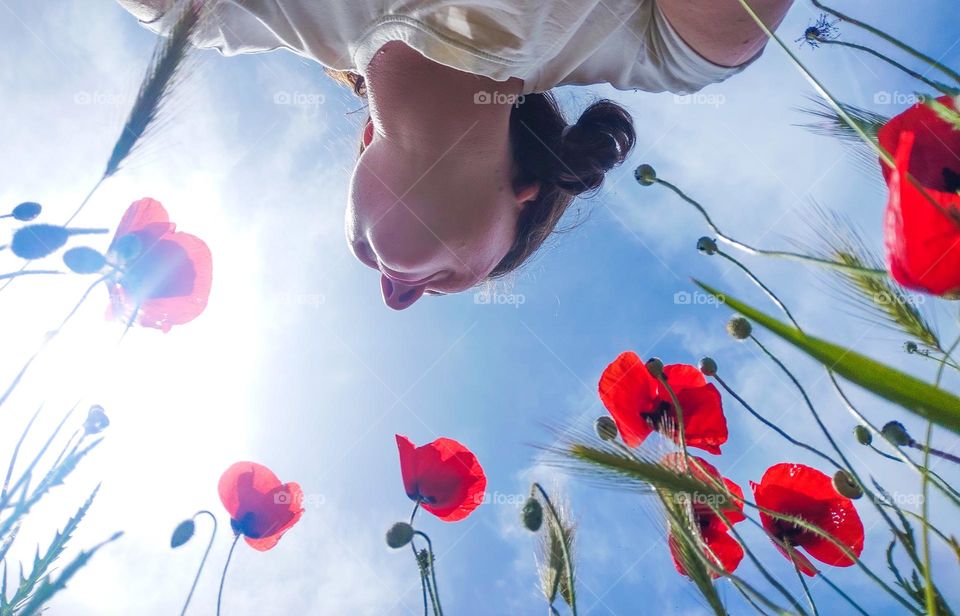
top-left (112, 233), bottom-right (143, 262)
top-left (63, 247), bottom-right (106, 275)
top-left (634, 164), bottom-right (657, 186)
top-left (881, 421), bottom-right (913, 446)
top-left (696, 237), bottom-right (718, 256)
top-left (594, 416), bottom-right (618, 441)
top-left (11, 224), bottom-right (70, 259)
top-left (83, 405), bottom-right (109, 435)
top-left (853, 425), bottom-right (872, 446)
top-left (726, 316), bottom-right (752, 340)
top-left (832, 470), bottom-right (863, 500)
top-left (645, 357), bottom-right (664, 379)
top-left (903, 341), bottom-right (918, 354)
top-left (386, 522), bottom-right (415, 549)
top-left (521, 497), bottom-right (543, 532)
top-left (170, 519), bottom-right (196, 548)
top-left (12, 202), bottom-right (41, 221)
top-left (698, 357), bottom-right (718, 376)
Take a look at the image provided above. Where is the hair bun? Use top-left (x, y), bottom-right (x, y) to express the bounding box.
top-left (555, 100), bottom-right (636, 194)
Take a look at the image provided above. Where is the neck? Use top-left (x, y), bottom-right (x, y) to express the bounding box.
top-left (364, 41), bottom-right (523, 155)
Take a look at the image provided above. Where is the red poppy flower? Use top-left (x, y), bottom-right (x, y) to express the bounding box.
top-left (662, 454), bottom-right (745, 578)
top-left (878, 96), bottom-right (960, 297)
top-left (751, 463), bottom-right (864, 576)
top-left (598, 352), bottom-right (727, 454)
top-left (105, 198), bottom-right (213, 332)
top-left (396, 435), bottom-right (486, 522)
top-left (218, 461), bottom-right (304, 551)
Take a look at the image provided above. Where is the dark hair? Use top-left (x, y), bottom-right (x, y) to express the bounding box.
top-left (326, 69), bottom-right (636, 279)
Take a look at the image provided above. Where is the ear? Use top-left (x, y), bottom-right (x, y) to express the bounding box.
top-left (362, 118), bottom-right (375, 147)
top-left (515, 182), bottom-right (540, 208)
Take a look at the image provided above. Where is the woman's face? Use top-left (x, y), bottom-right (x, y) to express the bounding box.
top-left (346, 121), bottom-right (536, 310)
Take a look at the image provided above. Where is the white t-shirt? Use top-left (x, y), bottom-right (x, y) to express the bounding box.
top-left (132, 0), bottom-right (756, 95)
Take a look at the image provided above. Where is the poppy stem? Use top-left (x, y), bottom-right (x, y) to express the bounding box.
top-left (786, 545), bottom-right (820, 616)
top-left (810, 0), bottom-right (960, 85)
top-left (0, 270), bottom-right (64, 281)
top-left (712, 374), bottom-right (842, 470)
top-left (654, 178), bottom-right (888, 278)
top-left (410, 500), bottom-right (421, 524)
top-left (814, 39), bottom-right (958, 96)
top-left (180, 510), bottom-right (217, 616)
top-left (531, 483), bottom-right (577, 616)
top-left (919, 423), bottom-right (936, 616)
top-left (817, 573), bottom-right (869, 616)
top-left (216, 533), bottom-right (240, 616)
top-left (411, 531), bottom-right (442, 616)
top-left (0, 276), bottom-right (106, 410)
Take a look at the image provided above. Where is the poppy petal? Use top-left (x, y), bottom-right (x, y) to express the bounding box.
top-left (878, 96), bottom-right (960, 192)
top-left (675, 384), bottom-right (727, 455)
top-left (885, 131), bottom-right (960, 296)
top-left (218, 462), bottom-right (303, 551)
top-left (598, 352), bottom-right (658, 447)
top-left (395, 435), bottom-right (486, 522)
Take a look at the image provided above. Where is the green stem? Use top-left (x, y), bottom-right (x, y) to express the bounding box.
top-left (181, 510), bottom-right (217, 616)
top-left (656, 178), bottom-right (887, 277)
top-left (817, 573), bottom-right (870, 616)
top-left (816, 39), bottom-right (958, 96)
top-left (532, 482), bottom-right (577, 616)
top-left (412, 531), bottom-right (442, 616)
top-left (810, 0), bottom-right (960, 85)
top-left (713, 375), bottom-right (842, 469)
top-left (216, 533), bottom-right (240, 616)
top-left (786, 544), bottom-right (820, 616)
top-left (920, 423), bottom-right (936, 616)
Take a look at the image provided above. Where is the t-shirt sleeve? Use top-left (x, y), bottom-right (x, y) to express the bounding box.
top-left (118, 0), bottom-right (292, 57)
top-left (635, 1), bottom-right (762, 94)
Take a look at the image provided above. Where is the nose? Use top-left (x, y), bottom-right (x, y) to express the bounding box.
top-left (380, 275), bottom-right (426, 311)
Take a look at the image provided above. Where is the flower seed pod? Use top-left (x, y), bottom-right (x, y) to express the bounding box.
top-left (594, 416), bottom-right (618, 442)
top-left (645, 357), bottom-right (664, 379)
top-left (634, 164), bottom-right (657, 186)
top-left (170, 519), bottom-right (196, 548)
top-left (832, 470), bottom-right (863, 499)
top-left (386, 522), bottom-right (414, 549)
top-left (853, 425), bottom-right (872, 446)
top-left (12, 202), bottom-right (41, 222)
top-left (881, 421), bottom-right (913, 446)
top-left (698, 357), bottom-right (718, 376)
top-left (83, 405), bottom-right (109, 435)
top-left (726, 316), bottom-right (752, 340)
top-left (522, 497), bottom-right (543, 532)
top-left (696, 237), bottom-right (718, 256)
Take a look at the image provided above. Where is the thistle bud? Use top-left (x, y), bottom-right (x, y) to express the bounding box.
top-left (881, 421), bottom-right (913, 447)
top-left (696, 237), bottom-right (718, 256)
top-left (645, 357), bottom-right (664, 378)
top-left (903, 341), bottom-right (918, 354)
top-left (170, 519), bottom-right (196, 548)
top-left (698, 357), bottom-right (718, 376)
top-left (726, 316), bottom-right (752, 340)
top-left (386, 522), bottom-right (415, 549)
top-left (832, 470), bottom-right (863, 499)
top-left (83, 405), bottom-right (109, 435)
top-left (521, 497), bottom-right (543, 532)
top-left (634, 164), bottom-right (657, 186)
top-left (594, 416), bottom-right (618, 441)
top-left (853, 425), bottom-right (872, 446)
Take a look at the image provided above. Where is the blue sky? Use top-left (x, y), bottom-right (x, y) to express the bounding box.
top-left (0, 1), bottom-right (958, 614)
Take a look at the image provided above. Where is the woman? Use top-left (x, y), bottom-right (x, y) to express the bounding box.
top-left (119, 0), bottom-right (793, 310)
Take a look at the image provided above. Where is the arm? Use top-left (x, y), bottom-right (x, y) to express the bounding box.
top-left (116, 0), bottom-right (172, 21)
top-left (657, 0), bottom-right (794, 67)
